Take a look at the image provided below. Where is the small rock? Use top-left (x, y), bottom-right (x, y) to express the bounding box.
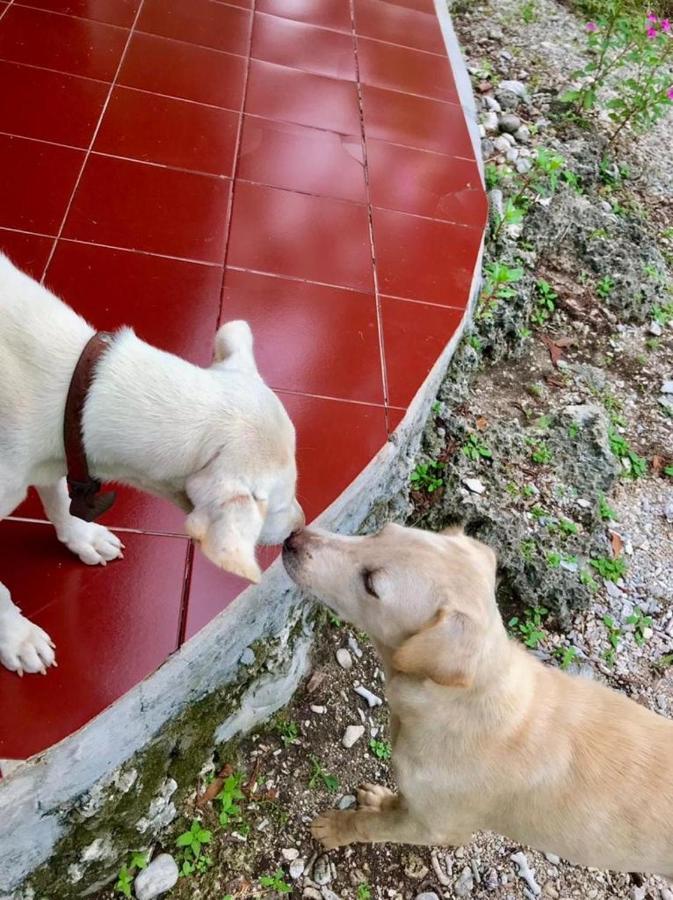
top-left (576, 499), bottom-right (592, 509)
top-left (484, 868), bottom-right (499, 891)
top-left (282, 848), bottom-right (299, 861)
top-left (659, 397), bottom-right (673, 415)
top-left (484, 95), bottom-right (502, 113)
top-left (336, 648), bottom-right (353, 670)
top-left (516, 158), bottom-right (533, 175)
top-left (463, 477), bottom-right (486, 494)
top-left (605, 580), bottom-right (624, 600)
top-left (342, 725), bottom-right (365, 748)
top-left (338, 794), bottom-right (356, 809)
top-left (483, 111), bottom-right (500, 133)
top-left (313, 854), bottom-right (331, 885)
top-left (500, 132), bottom-right (516, 146)
top-left (515, 125), bottom-right (531, 143)
top-left (496, 89), bottom-right (522, 110)
top-left (493, 135), bottom-right (513, 154)
top-left (134, 854), bottom-right (179, 900)
top-left (481, 137), bottom-right (495, 158)
top-left (403, 853), bottom-right (429, 880)
top-left (664, 501), bottom-right (673, 523)
top-left (660, 380), bottom-right (673, 394)
top-left (649, 321), bottom-right (663, 336)
top-left (500, 79), bottom-right (528, 97)
top-left (290, 858), bottom-right (305, 880)
top-left (354, 685), bottom-right (383, 707)
top-left (631, 888), bottom-right (646, 900)
top-left (311, 704), bottom-right (326, 714)
top-left (488, 188), bottom-right (504, 220)
top-left (304, 889), bottom-right (322, 900)
top-left (416, 894), bottom-right (440, 900)
top-left (488, 25), bottom-right (504, 39)
top-left (348, 636), bottom-right (363, 658)
top-left (455, 865), bottom-right (474, 897)
top-left (660, 888), bottom-right (673, 900)
top-left (499, 113), bottom-right (521, 133)
top-left (511, 851), bottom-right (541, 896)
top-left (506, 148), bottom-right (519, 163)
top-left (321, 890), bottom-right (341, 900)
top-left (544, 852), bottom-right (560, 865)
top-left (239, 647), bottom-right (255, 666)
top-left (543, 884), bottom-right (560, 899)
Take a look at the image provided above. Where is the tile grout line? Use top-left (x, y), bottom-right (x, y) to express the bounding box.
top-left (39, 0), bottom-right (147, 282)
top-left (176, 541), bottom-right (195, 647)
top-left (349, 0), bottom-right (391, 425)
top-left (213, 0), bottom-right (257, 330)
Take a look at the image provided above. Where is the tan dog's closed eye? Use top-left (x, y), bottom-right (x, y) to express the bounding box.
top-left (282, 523), bottom-right (673, 880)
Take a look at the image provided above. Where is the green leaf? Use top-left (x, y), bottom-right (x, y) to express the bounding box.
top-left (176, 833), bottom-right (193, 848)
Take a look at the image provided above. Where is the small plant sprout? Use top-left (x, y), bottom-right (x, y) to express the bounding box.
top-left (216, 771), bottom-right (246, 829)
top-left (608, 428), bottom-right (648, 479)
top-left (567, 422), bottom-right (580, 439)
top-left (477, 261), bottom-right (524, 319)
top-left (509, 606), bottom-right (549, 648)
top-left (308, 755), bottom-right (340, 793)
top-left (530, 441), bottom-right (553, 464)
top-left (590, 555), bottom-right (627, 582)
top-left (176, 820), bottom-right (212, 860)
top-left (531, 279), bottom-right (558, 326)
top-left (274, 715), bottom-right (300, 748)
top-left (520, 539), bottom-right (536, 561)
top-left (559, 518), bottom-right (579, 536)
top-left (555, 645), bottom-right (578, 670)
top-left (580, 568), bottom-right (598, 592)
top-left (114, 852), bottom-right (148, 896)
top-left (260, 870), bottom-right (292, 894)
top-left (597, 275), bottom-right (615, 298)
top-left (626, 607), bottom-right (653, 646)
top-left (602, 614), bottom-right (622, 666)
top-left (410, 460), bottom-right (444, 493)
top-left (357, 884), bottom-right (373, 900)
top-left (547, 551), bottom-right (562, 568)
top-left (369, 739), bottom-right (392, 760)
top-left (655, 653), bottom-right (673, 669)
top-left (598, 494), bottom-right (617, 521)
top-left (462, 433), bottom-right (493, 462)
top-left (432, 400), bottom-right (443, 414)
top-left (468, 333), bottom-right (483, 351)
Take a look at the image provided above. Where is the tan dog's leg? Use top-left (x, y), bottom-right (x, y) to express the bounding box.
top-left (37, 478), bottom-right (124, 565)
top-left (311, 784), bottom-right (467, 849)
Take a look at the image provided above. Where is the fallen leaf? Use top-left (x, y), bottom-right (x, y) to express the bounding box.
top-left (476, 416), bottom-right (489, 431)
top-left (306, 670), bottom-right (328, 694)
top-left (610, 531), bottom-right (624, 558)
top-left (652, 455), bottom-right (664, 474)
top-left (197, 763), bottom-right (234, 806)
top-left (540, 334), bottom-right (564, 367)
top-left (545, 375), bottom-right (566, 388)
top-left (554, 336), bottom-right (574, 347)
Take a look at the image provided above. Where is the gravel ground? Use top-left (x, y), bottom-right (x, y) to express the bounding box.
top-left (95, 1), bottom-right (673, 898)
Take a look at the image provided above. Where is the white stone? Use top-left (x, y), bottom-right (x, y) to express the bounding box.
top-left (240, 647), bottom-right (256, 666)
top-left (313, 854), bottom-right (331, 885)
top-left (483, 111), bottom-right (499, 133)
top-left (661, 380), bottom-right (673, 394)
top-left (544, 852), bottom-right (560, 865)
top-left (282, 848), bottom-right (299, 861)
top-left (336, 648), bottom-right (353, 671)
top-left (338, 794), bottom-right (356, 809)
top-left (511, 851), bottom-right (541, 896)
top-left (310, 705), bottom-right (326, 714)
top-left (133, 854), bottom-right (179, 900)
top-left (342, 725), bottom-right (365, 748)
top-left (354, 685), bottom-right (383, 707)
top-left (649, 321), bottom-right (663, 336)
top-left (455, 865), bottom-right (474, 896)
top-left (290, 858), bottom-right (306, 880)
top-left (463, 477), bottom-right (486, 495)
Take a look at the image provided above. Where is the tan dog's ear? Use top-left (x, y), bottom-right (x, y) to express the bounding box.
top-left (393, 608), bottom-right (479, 688)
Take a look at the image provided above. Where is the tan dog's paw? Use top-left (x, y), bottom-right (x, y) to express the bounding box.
top-left (358, 783), bottom-right (396, 811)
top-left (311, 810), bottom-right (354, 849)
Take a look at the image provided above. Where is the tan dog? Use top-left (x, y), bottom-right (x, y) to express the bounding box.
top-left (282, 524), bottom-right (673, 879)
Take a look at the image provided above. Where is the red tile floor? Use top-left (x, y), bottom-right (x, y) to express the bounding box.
top-left (0, 0), bottom-right (487, 760)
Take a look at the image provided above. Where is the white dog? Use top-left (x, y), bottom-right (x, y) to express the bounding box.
top-left (0, 253), bottom-right (304, 676)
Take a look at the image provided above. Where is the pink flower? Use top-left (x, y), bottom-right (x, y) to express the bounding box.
top-left (668, 86), bottom-right (673, 100)
top-left (662, 18), bottom-right (671, 31)
top-left (647, 25), bottom-right (659, 37)
top-left (585, 20), bottom-right (598, 31)
top-left (647, 11), bottom-right (658, 21)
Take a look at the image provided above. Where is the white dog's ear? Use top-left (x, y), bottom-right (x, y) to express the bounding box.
top-left (393, 608), bottom-right (480, 688)
top-left (212, 320), bottom-right (257, 372)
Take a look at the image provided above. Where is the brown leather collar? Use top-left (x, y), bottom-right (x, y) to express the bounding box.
top-left (64, 331), bottom-right (116, 522)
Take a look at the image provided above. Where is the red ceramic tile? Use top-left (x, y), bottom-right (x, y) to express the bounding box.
top-left (252, 12), bottom-right (356, 80)
top-left (357, 37), bottom-right (458, 102)
top-left (95, 87), bottom-right (239, 176)
top-left (228, 182), bottom-right (373, 291)
top-left (373, 207), bottom-right (482, 306)
top-left (14, 0), bottom-right (140, 27)
top-left (183, 545), bottom-right (279, 641)
top-left (362, 84), bottom-right (474, 157)
top-left (246, 59), bottom-right (361, 134)
top-left (137, 0), bottom-right (251, 55)
top-left (238, 117), bottom-right (365, 203)
top-left (353, 0), bottom-right (444, 54)
top-left (280, 392), bottom-right (387, 522)
top-left (381, 296), bottom-right (464, 407)
top-left (367, 140), bottom-right (487, 226)
top-left (256, 0), bottom-right (351, 31)
top-left (0, 134), bottom-right (84, 235)
top-left (385, 0), bottom-right (435, 10)
top-left (0, 6), bottom-right (127, 80)
top-left (220, 269), bottom-right (383, 403)
top-left (0, 521), bottom-right (187, 759)
top-left (0, 60), bottom-right (108, 147)
top-left (0, 229), bottom-right (54, 280)
top-left (63, 155), bottom-right (231, 262)
top-left (119, 32), bottom-right (246, 109)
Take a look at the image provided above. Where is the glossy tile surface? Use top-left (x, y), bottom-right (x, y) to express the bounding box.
top-left (228, 182), bottom-right (373, 290)
top-left (63, 154), bottom-right (231, 261)
top-left (238, 117), bottom-right (365, 202)
top-left (220, 269), bottom-right (383, 403)
top-left (0, 523), bottom-right (187, 759)
top-left (0, 5), bottom-right (127, 79)
top-left (95, 87), bottom-right (239, 176)
top-left (119, 33), bottom-right (247, 109)
top-left (0, 0), bottom-right (486, 758)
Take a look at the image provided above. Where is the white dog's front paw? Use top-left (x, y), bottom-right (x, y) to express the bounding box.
top-left (59, 520), bottom-right (124, 566)
top-left (0, 610), bottom-right (56, 676)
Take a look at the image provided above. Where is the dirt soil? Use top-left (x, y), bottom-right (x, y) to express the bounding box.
top-left (93, 0), bottom-right (673, 898)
